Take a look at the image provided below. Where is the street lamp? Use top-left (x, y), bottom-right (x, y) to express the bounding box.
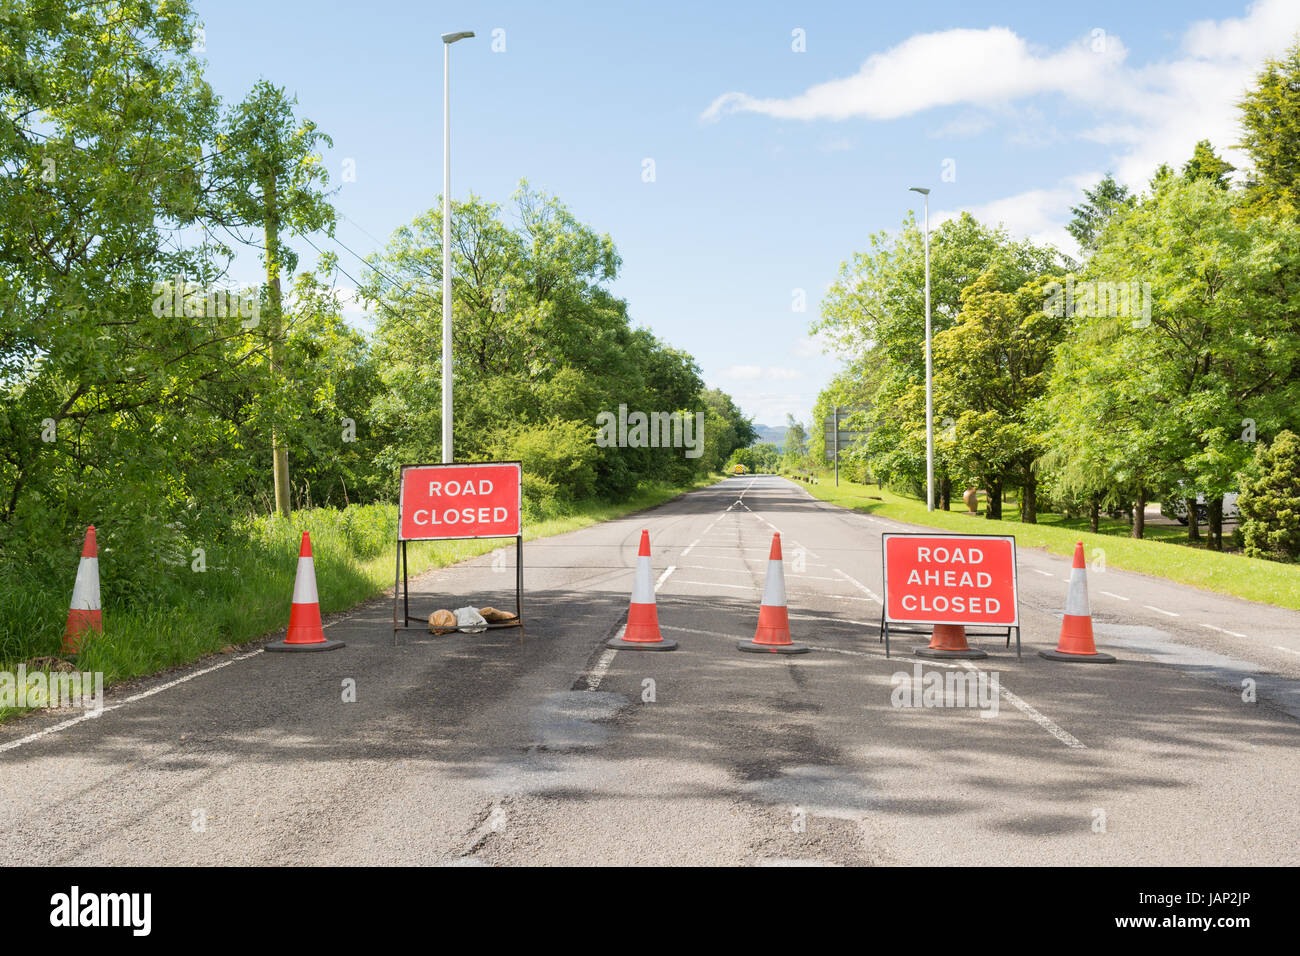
top-left (909, 186), bottom-right (933, 512)
top-left (442, 30), bottom-right (474, 463)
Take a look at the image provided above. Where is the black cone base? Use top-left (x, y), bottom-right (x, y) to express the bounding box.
top-left (914, 646), bottom-right (988, 660)
top-left (606, 637), bottom-right (678, 651)
top-left (266, 638), bottom-right (345, 653)
top-left (738, 641), bottom-right (811, 655)
top-left (1038, 648), bottom-right (1116, 663)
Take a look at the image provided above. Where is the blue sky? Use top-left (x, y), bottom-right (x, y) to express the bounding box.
top-left (195, 0), bottom-right (1300, 427)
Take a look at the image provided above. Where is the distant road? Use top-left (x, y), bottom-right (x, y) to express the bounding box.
top-left (2, 476), bottom-right (1296, 865)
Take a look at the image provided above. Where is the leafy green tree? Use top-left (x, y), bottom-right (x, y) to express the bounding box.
top-left (933, 271), bottom-right (1069, 522)
top-left (1238, 431), bottom-right (1300, 561)
top-left (1238, 38), bottom-right (1300, 214)
top-left (1182, 139), bottom-right (1235, 188)
top-left (1067, 174), bottom-right (1134, 255)
top-left (209, 81), bottom-right (336, 515)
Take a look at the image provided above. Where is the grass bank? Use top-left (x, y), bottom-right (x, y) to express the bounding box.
top-left (799, 476), bottom-right (1300, 610)
top-left (0, 475), bottom-right (717, 724)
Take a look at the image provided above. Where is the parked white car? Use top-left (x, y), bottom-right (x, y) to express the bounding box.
top-left (1161, 491), bottom-right (1240, 525)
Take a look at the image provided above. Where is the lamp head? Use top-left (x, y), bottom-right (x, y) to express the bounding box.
top-left (908, 186), bottom-right (930, 195)
top-left (442, 30), bottom-right (475, 43)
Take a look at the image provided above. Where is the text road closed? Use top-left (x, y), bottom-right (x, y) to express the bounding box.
top-left (399, 462), bottom-right (522, 540)
top-left (883, 533), bottom-right (1018, 626)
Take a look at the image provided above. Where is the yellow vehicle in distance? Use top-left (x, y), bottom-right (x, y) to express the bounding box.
top-left (733, 464), bottom-right (747, 475)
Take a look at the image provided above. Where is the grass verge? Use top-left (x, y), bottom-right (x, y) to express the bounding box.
top-left (800, 475), bottom-right (1300, 611)
top-left (0, 475), bottom-right (718, 725)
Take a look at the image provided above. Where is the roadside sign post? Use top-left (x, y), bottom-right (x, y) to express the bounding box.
top-left (879, 532), bottom-right (1020, 659)
top-left (393, 461), bottom-right (524, 640)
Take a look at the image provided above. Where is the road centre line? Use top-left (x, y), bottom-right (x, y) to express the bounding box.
top-left (1143, 604), bottom-right (1180, 617)
top-left (1030, 569), bottom-right (1054, 577)
top-left (960, 662), bottom-right (1086, 750)
top-left (655, 566), bottom-right (675, 590)
top-left (1275, 645), bottom-right (1300, 656)
top-left (0, 648), bottom-right (265, 755)
top-left (680, 538), bottom-right (700, 557)
top-left (1099, 590), bottom-right (1130, 601)
top-left (1196, 622), bottom-right (1249, 639)
top-left (833, 569), bottom-right (883, 605)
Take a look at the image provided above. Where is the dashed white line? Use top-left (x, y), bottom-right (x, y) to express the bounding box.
top-left (655, 566), bottom-right (675, 590)
top-left (1143, 604), bottom-right (1180, 618)
top-left (832, 569), bottom-right (883, 605)
top-left (680, 538), bottom-right (700, 557)
top-left (1030, 569), bottom-right (1054, 577)
top-left (961, 662), bottom-right (1085, 750)
top-left (1099, 590), bottom-right (1130, 601)
top-left (1275, 645), bottom-right (1300, 657)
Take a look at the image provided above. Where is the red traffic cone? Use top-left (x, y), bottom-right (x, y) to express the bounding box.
top-left (606, 530), bottom-right (676, 650)
top-left (62, 525), bottom-right (102, 655)
top-left (915, 623), bottom-right (988, 660)
top-left (738, 533), bottom-right (809, 654)
top-left (266, 532), bottom-right (344, 653)
top-left (1040, 541), bottom-right (1116, 663)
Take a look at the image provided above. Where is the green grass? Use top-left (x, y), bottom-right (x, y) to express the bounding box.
top-left (800, 475), bottom-right (1300, 610)
top-left (0, 475), bottom-right (718, 725)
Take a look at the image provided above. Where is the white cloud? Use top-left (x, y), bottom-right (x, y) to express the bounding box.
top-left (703, 27), bottom-right (1127, 123)
top-left (722, 364), bottom-right (802, 381)
top-left (703, 0), bottom-right (1300, 234)
top-left (933, 185), bottom-right (1085, 261)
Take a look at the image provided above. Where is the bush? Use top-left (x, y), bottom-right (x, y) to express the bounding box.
top-left (1238, 430), bottom-right (1300, 562)
top-left (494, 419), bottom-right (599, 501)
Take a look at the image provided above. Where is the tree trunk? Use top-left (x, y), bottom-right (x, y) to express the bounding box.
top-left (1088, 494), bottom-right (1100, 534)
top-left (1185, 497), bottom-right (1201, 542)
top-left (985, 478), bottom-right (1003, 520)
top-left (1132, 487), bottom-right (1146, 539)
top-left (1207, 496), bottom-right (1223, 551)
top-left (1021, 470), bottom-right (1038, 524)
top-left (940, 476), bottom-right (951, 511)
top-left (263, 176), bottom-right (291, 517)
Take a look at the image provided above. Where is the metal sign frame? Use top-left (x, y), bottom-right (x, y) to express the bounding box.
top-left (878, 531), bottom-right (1020, 659)
top-left (393, 461), bottom-right (524, 640)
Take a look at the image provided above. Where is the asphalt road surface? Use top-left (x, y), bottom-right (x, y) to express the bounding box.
top-left (3, 476), bottom-right (1297, 866)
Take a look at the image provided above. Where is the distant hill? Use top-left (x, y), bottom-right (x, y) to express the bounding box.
top-left (751, 424), bottom-right (786, 449)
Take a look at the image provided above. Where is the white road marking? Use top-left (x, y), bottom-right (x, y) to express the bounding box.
top-left (585, 646), bottom-right (619, 692)
top-left (833, 569), bottom-right (883, 605)
top-left (680, 538), bottom-right (700, 557)
top-left (671, 579), bottom-right (755, 590)
top-left (0, 649), bottom-right (265, 755)
top-left (1143, 604), bottom-right (1180, 617)
top-left (1030, 569), bottom-right (1054, 577)
top-left (655, 566), bottom-right (676, 589)
top-left (1275, 645), bottom-right (1300, 656)
top-left (961, 662), bottom-right (1085, 750)
top-left (1099, 590), bottom-right (1130, 601)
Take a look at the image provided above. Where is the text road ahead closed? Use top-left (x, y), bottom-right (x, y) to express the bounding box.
top-left (882, 533), bottom-right (1018, 626)
top-left (399, 462), bottom-right (522, 541)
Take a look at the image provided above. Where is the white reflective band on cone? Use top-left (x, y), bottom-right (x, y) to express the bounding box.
top-left (762, 557), bottom-right (787, 607)
top-left (292, 556), bottom-right (319, 604)
top-left (70, 557), bottom-right (100, 610)
top-left (1065, 567), bottom-right (1089, 617)
top-left (631, 554), bottom-right (655, 604)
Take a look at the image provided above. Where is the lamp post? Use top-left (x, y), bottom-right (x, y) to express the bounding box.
top-left (441, 30), bottom-right (474, 463)
top-left (909, 186), bottom-right (933, 511)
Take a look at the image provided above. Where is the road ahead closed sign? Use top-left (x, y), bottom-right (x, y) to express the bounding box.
top-left (398, 461), bottom-right (522, 541)
top-left (882, 532), bottom-right (1018, 626)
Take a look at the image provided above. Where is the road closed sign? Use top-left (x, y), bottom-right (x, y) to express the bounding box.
top-left (881, 532), bottom-right (1018, 627)
top-left (398, 461), bottom-right (522, 541)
